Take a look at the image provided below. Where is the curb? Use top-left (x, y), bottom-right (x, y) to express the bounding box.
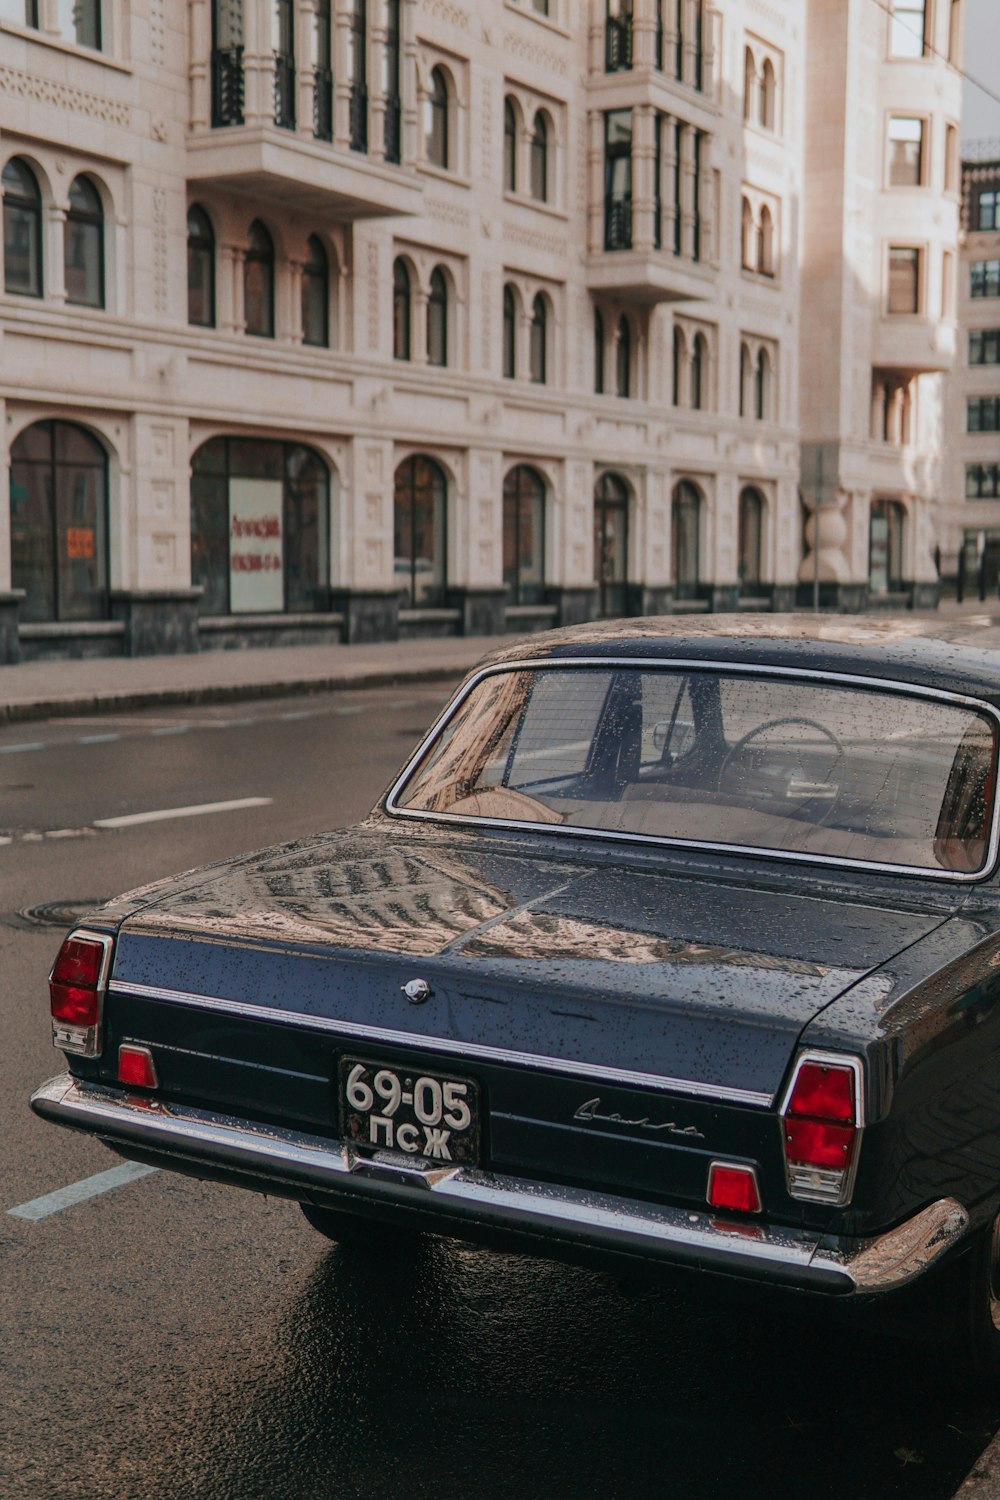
top-left (956, 1440), bottom-right (1000, 1499)
top-left (0, 664), bottom-right (469, 726)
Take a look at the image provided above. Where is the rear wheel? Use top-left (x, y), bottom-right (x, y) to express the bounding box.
top-left (299, 1201), bottom-right (417, 1254)
top-left (944, 1212), bottom-right (1000, 1382)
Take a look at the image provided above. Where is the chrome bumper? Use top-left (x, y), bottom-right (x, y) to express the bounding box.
top-left (31, 1072), bottom-right (969, 1295)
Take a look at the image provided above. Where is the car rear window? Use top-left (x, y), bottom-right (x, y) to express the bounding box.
top-left (390, 664), bottom-right (1000, 877)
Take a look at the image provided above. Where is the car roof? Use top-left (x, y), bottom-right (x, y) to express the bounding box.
top-left (475, 615), bottom-right (1000, 704)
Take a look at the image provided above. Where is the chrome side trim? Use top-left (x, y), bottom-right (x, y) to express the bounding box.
top-left (108, 981), bottom-right (773, 1107)
top-left (384, 656), bottom-right (1000, 884)
top-left (30, 1074), bottom-right (969, 1295)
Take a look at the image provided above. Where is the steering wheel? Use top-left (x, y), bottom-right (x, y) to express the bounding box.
top-left (720, 716), bottom-right (844, 819)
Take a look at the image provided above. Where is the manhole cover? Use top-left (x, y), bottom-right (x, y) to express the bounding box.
top-left (17, 900), bottom-right (108, 928)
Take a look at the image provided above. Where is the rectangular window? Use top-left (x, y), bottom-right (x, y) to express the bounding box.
top-left (55, 0), bottom-right (99, 47)
top-left (972, 261), bottom-right (1000, 299)
top-left (888, 117), bottom-right (924, 185)
top-left (969, 397), bottom-right (1000, 432)
top-left (979, 191), bottom-right (1000, 231)
top-left (970, 329), bottom-right (1000, 365)
top-left (605, 0), bottom-right (633, 71)
top-left (890, 0), bottom-right (926, 57)
top-left (0, 1), bottom-right (39, 24)
top-left (966, 464), bottom-right (1000, 499)
top-left (887, 247), bottom-right (921, 314)
top-left (604, 110), bottom-right (633, 251)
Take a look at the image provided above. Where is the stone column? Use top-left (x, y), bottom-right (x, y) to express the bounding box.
top-left (679, 123), bottom-right (697, 261)
top-left (368, 0), bottom-right (387, 162)
top-left (47, 206), bottom-right (67, 304)
top-left (632, 104), bottom-right (657, 255)
top-left (189, 0), bottom-right (212, 131)
top-left (333, 1), bottom-right (353, 146)
top-left (298, 0), bottom-right (318, 138)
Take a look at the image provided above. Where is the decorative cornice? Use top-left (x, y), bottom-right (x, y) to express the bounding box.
top-left (0, 65), bottom-right (131, 128)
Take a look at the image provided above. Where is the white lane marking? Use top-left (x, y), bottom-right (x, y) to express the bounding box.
top-left (94, 796), bottom-right (272, 829)
top-left (150, 726), bottom-right (190, 737)
top-left (7, 1162), bottom-right (158, 1221)
top-left (77, 734), bottom-right (122, 745)
top-left (279, 711), bottom-right (316, 721)
top-left (0, 742), bottom-right (44, 754)
top-left (333, 706), bottom-right (365, 716)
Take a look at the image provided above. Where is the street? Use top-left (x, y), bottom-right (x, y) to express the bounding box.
top-left (3, 684), bottom-right (1000, 1500)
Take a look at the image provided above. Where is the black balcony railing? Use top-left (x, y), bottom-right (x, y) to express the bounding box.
top-left (211, 46), bottom-right (245, 127)
top-left (350, 82), bottom-right (368, 152)
top-left (605, 195), bottom-right (632, 250)
top-left (274, 53), bottom-right (296, 130)
top-left (313, 66), bottom-right (334, 142)
top-left (605, 16), bottom-right (633, 72)
top-left (384, 94), bottom-right (402, 164)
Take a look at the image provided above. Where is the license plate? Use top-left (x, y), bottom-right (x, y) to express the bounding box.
top-left (338, 1056), bottom-right (481, 1167)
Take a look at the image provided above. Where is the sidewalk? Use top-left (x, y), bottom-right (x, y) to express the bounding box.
top-left (3, 598), bottom-right (1000, 726)
top-left (0, 634), bottom-right (497, 725)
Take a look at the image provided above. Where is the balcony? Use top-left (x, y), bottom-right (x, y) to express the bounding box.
top-left (586, 245), bottom-right (715, 304)
top-left (193, 54), bottom-right (422, 221)
top-left (872, 316), bottom-right (957, 375)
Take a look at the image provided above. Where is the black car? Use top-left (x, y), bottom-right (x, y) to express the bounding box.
top-left (31, 617), bottom-right (1000, 1367)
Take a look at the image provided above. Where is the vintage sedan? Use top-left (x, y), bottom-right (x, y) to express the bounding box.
top-left (30, 617), bottom-right (1000, 1365)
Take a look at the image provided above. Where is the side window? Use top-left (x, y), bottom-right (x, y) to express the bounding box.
top-left (640, 674), bottom-right (695, 770)
top-left (507, 671), bottom-right (612, 790)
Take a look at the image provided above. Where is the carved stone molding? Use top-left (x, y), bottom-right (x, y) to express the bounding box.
top-left (502, 220), bottom-right (565, 257)
top-left (422, 0), bottom-right (470, 30)
top-left (424, 197), bottom-right (471, 228)
top-left (502, 31), bottom-right (568, 77)
top-left (0, 67), bottom-right (131, 129)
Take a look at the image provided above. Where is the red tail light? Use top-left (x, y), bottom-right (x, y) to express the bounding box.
top-left (707, 1162), bottom-right (762, 1215)
top-left (780, 1054), bottom-right (863, 1206)
top-left (48, 930), bottom-right (112, 1056)
top-left (118, 1045), bottom-right (159, 1090)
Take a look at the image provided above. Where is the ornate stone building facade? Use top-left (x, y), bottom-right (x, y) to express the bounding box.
top-left (942, 148), bottom-right (1000, 596)
top-left (0, 0), bottom-right (963, 658)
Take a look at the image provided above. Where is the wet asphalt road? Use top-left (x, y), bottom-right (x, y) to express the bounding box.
top-left (3, 685), bottom-right (1000, 1500)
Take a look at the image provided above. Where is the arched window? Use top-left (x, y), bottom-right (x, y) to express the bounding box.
top-left (743, 47), bottom-right (755, 121)
top-left (3, 157), bottom-right (42, 298)
top-left (301, 235), bottom-right (329, 347)
top-left (738, 487), bottom-right (764, 595)
top-left (672, 325), bottom-right (684, 406)
top-left (504, 97), bottom-right (518, 192)
top-left (615, 315), bottom-right (631, 398)
top-left (191, 437), bottom-right (330, 616)
top-left (187, 205), bottom-right (215, 327)
top-left (691, 332), bottom-right (707, 410)
top-left (502, 283), bottom-right (518, 378)
top-left (739, 342), bottom-right (751, 417)
top-left (869, 499), bottom-right (904, 595)
top-left (244, 220), bottom-right (275, 337)
top-left (393, 257), bottom-right (411, 360)
top-left (758, 205), bottom-right (774, 276)
top-left (594, 471), bottom-right (630, 618)
top-left (672, 480), bottom-right (701, 600)
top-left (530, 112), bottom-right (549, 202)
top-left (530, 293), bottom-right (547, 384)
top-left (755, 347), bottom-right (770, 420)
top-left (741, 196), bottom-right (755, 270)
top-left (394, 455), bottom-right (447, 607)
top-left (594, 307), bottom-right (605, 394)
top-left (503, 465), bottom-right (546, 605)
top-left (426, 66), bottom-right (449, 169)
top-left (760, 59), bottom-right (776, 131)
top-left (427, 265), bottom-right (448, 367)
top-left (65, 175), bottom-right (104, 308)
top-left (10, 421), bottom-right (108, 622)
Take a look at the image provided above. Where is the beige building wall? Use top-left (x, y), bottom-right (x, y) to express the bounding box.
top-left (0, 0), bottom-right (962, 659)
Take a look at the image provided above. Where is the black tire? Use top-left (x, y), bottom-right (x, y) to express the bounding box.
top-left (299, 1201), bottom-right (417, 1254)
top-left (942, 1214), bottom-right (1000, 1383)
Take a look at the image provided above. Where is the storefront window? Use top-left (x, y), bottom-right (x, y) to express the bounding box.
top-left (394, 455), bottom-right (447, 607)
top-left (190, 437), bottom-right (330, 615)
top-left (503, 466), bottom-right (546, 605)
top-left (594, 471), bottom-right (629, 618)
top-left (10, 421), bottom-right (108, 622)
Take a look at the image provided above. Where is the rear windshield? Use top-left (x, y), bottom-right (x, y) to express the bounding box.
top-left (390, 665), bottom-right (999, 876)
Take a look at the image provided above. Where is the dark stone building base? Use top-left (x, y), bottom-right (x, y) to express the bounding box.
top-left (710, 585), bottom-right (740, 613)
top-left (198, 613), bottom-right (346, 651)
top-left (504, 604), bottom-right (559, 635)
top-left (110, 589), bottom-right (202, 656)
top-left (20, 622), bottom-right (125, 661)
top-left (0, 591), bottom-right (24, 663)
top-left (447, 588), bottom-right (507, 636)
top-left (626, 585), bottom-right (673, 618)
top-left (794, 582), bottom-right (870, 613)
top-left (545, 587), bottom-right (598, 627)
top-left (330, 590), bottom-right (399, 644)
top-left (770, 585), bottom-right (797, 613)
top-left (911, 581), bottom-right (940, 611)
